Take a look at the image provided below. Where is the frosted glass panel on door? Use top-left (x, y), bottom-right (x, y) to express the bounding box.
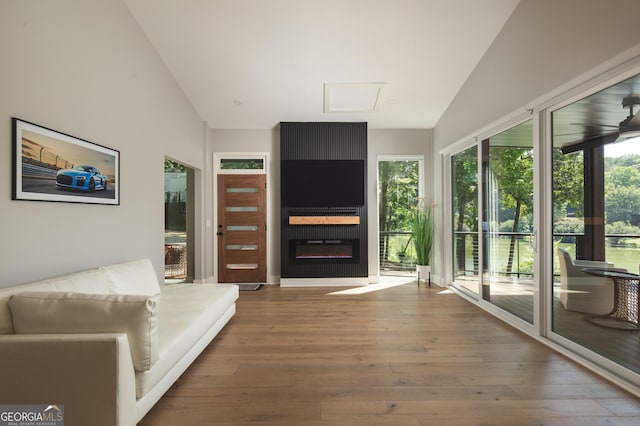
top-left (226, 188), bottom-right (258, 193)
top-left (226, 206), bottom-right (258, 212)
top-left (226, 264), bottom-right (259, 270)
top-left (227, 225), bottom-right (258, 231)
top-left (226, 244), bottom-right (259, 250)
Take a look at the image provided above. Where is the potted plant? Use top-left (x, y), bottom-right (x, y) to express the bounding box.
top-left (412, 199), bottom-right (434, 285)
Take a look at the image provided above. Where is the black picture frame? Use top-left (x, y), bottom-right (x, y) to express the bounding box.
top-left (12, 118), bottom-right (120, 205)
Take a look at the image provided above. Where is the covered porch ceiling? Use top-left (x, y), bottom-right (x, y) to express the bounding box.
top-left (553, 73), bottom-right (640, 150)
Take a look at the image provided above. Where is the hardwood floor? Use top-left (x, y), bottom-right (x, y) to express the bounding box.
top-left (141, 281), bottom-right (640, 425)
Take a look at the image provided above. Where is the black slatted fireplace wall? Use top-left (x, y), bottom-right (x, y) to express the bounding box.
top-left (280, 122), bottom-right (368, 280)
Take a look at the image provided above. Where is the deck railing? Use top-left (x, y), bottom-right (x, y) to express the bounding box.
top-left (452, 230), bottom-right (640, 278)
top-left (379, 231), bottom-right (416, 272)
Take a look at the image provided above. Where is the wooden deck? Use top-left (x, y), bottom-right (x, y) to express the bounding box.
top-left (141, 281), bottom-right (640, 425)
top-left (458, 276), bottom-right (640, 375)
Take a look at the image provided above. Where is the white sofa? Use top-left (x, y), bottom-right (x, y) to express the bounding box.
top-left (0, 259), bottom-right (238, 426)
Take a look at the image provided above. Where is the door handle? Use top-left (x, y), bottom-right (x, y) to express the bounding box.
top-left (216, 231), bottom-right (224, 236)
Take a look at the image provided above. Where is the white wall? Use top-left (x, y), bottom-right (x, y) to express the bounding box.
top-left (432, 0), bottom-right (640, 284)
top-left (435, 0), bottom-right (640, 149)
top-left (0, 0), bottom-right (205, 286)
top-left (210, 127), bottom-right (431, 283)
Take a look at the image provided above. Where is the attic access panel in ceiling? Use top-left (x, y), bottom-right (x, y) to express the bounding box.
top-left (324, 83), bottom-right (387, 113)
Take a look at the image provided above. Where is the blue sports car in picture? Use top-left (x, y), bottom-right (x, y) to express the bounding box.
top-left (56, 165), bottom-right (108, 192)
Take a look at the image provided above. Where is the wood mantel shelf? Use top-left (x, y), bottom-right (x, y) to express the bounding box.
top-left (289, 216), bottom-right (360, 225)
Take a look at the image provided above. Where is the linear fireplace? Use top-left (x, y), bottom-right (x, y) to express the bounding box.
top-left (291, 239), bottom-right (359, 263)
top-left (280, 122), bottom-right (368, 286)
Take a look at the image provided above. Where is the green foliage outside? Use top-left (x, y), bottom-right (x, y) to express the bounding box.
top-left (220, 159), bottom-right (264, 170)
top-left (463, 237), bottom-right (640, 278)
top-left (378, 160), bottom-right (419, 267)
top-left (555, 152), bottom-right (640, 243)
top-left (164, 159), bottom-right (186, 233)
top-left (552, 149), bottom-right (584, 217)
top-left (450, 129), bottom-right (640, 278)
top-left (489, 145), bottom-right (533, 273)
top-left (553, 152), bottom-right (640, 232)
top-left (164, 159), bottom-right (185, 172)
top-left (452, 146), bottom-right (478, 275)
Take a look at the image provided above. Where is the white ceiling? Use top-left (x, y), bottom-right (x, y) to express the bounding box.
top-left (124, 0), bottom-right (520, 129)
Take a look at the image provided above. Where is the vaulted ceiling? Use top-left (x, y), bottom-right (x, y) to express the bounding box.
top-left (124, 0), bottom-right (520, 129)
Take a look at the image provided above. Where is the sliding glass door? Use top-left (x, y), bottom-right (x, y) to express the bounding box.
top-left (481, 120), bottom-right (534, 323)
top-left (551, 71), bottom-right (640, 375)
top-left (450, 120), bottom-right (536, 321)
top-left (445, 64), bottom-right (640, 391)
top-left (451, 146), bottom-right (479, 295)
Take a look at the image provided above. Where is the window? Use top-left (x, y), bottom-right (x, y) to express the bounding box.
top-left (378, 157), bottom-right (423, 275)
top-left (220, 158), bottom-right (264, 170)
top-left (215, 153), bottom-right (267, 174)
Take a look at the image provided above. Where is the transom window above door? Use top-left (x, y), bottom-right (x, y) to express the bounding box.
top-left (215, 153), bottom-right (267, 174)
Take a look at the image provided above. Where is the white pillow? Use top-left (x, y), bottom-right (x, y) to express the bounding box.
top-left (101, 259), bottom-right (161, 296)
top-left (9, 291), bottom-right (159, 372)
top-left (0, 268), bottom-right (113, 335)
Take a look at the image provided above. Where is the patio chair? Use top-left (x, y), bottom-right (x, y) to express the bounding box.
top-left (557, 248), bottom-right (626, 315)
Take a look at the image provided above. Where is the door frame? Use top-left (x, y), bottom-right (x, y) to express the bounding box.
top-left (440, 113), bottom-right (539, 315)
top-left (164, 157), bottom-right (197, 283)
top-left (213, 152), bottom-right (271, 284)
top-left (376, 155), bottom-right (425, 277)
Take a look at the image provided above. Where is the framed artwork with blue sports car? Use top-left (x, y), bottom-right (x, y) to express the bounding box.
top-left (12, 118), bottom-right (120, 205)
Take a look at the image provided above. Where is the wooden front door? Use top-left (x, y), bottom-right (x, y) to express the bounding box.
top-left (217, 174), bottom-right (267, 283)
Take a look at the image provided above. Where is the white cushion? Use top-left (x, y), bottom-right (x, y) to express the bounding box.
top-left (0, 268), bottom-right (112, 335)
top-left (102, 259), bottom-right (161, 296)
top-left (9, 291), bottom-right (159, 372)
top-left (135, 283), bottom-right (238, 398)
